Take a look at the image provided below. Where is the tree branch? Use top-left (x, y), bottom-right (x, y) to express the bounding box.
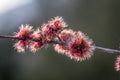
top-left (94, 46), bottom-right (120, 54)
top-left (0, 35), bottom-right (120, 54)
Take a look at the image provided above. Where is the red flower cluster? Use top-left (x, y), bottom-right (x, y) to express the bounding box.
top-left (42, 16), bottom-right (67, 42)
top-left (68, 31), bottom-right (93, 61)
top-left (55, 30), bottom-right (93, 61)
top-left (115, 56), bottom-right (120, 71)
top-left (14, 17), bottom-right (67, 53)
top-left (14, 16), bottom-right (94, 61)
top-left (54, 29), bottom-right (75, 54)
top-left (30, 29), bottom-right (43, 53)
top-left (14, 25), bottom-right (33, 52)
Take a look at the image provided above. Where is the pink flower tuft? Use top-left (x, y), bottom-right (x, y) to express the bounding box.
top-left (14, 40), bottom-right (31, 52)
top-left (68, 31), bottom-right (93, 61)
top-left (59, 29), bottom-right (75, 42)
top-left (14, 40), bottom-right (25, 52)
top-left (42, 24), bottom-right (57, 41)
top-left (50, 16), bottom-right (67, 29)
top-left (42, 17), bottom-right (67, 41)
top-left (30, 29), bottom-right (43, 53)
top-left (15, 24), bottom-right (33, 38)
top-left (115, 56), bottom-right (120, 71)
top-left (14, 25), bottom-right (33, 52)
top-left (30, 29), bottom-right (42, 40)
top-left (54, 44), bottom-right (69, 54)
top-left (54, 29), bottom-right (75, 54)
top-left (30, 42), bottom-right (43, 53)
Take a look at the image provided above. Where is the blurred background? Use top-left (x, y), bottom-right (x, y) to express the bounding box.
top-left (0, 0), bottom-right (120, 80)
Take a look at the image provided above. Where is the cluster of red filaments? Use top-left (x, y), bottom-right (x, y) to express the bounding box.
top-left (14, 16), bottom-right (94, 61)
top-left (115, 56), bottom-right (120, 71)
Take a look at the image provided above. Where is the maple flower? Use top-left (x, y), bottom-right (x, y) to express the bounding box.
top-left (30, 29), bottom-right (42, 40)
top-left (14, 25), bottom-right (33, 52)
top-left (115, 56), bottom-right (120, 71)
top-left (68, 31), bottom-right (93, 61)
top-left (42, 17), bottom-right (67, 42)
top-left (54, 29), bottom-right (75, 54)
top-left (30, 42), bottom-right (43, 53)
top-left (50, 16), bottom-right (67, 30)
top-left (54, 44), bottom-right (68, 54)
top-left (30, 29), bottom-right (43, 53)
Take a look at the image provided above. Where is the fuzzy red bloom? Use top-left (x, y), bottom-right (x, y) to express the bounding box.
top-left (59, 29), bottom-right (75, 42)
top-left (30, 29), bottom-right (42, 40)
top-left (30, 29), bottom-right (43, 52)
top-left (30, 42), bottom-right (43, 53)
top-left (115, 56), bottom-right (120, 71)
top-left (54, 44), bottom-right (69, 54)
top-left (14, 25), bottom-right (32, 52)
top-left (54, 29), bottom-right (75, 54)
top-left (14, 40), bottom-right (25, 52)
top-left (42, 17), bottom-right (67, 42)
top-left (68, 31), bottom-right (93, 61)
top-left (42, 24), bottom-right (57, 41)
top-left (15, 25), bottom-right (32, 38)
top-left (51, 16), bottom-right (67, 30)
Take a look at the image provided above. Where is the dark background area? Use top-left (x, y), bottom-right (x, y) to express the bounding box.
top-left (0, 0), bottom-right (120, 80)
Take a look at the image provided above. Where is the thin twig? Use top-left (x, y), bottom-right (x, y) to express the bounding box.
top-left (0, 35), bottom-right (21, 40)
top-left (94, 46), bottom-right (120, 54)
top-left (0, 35), bottom-right (120, 54)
